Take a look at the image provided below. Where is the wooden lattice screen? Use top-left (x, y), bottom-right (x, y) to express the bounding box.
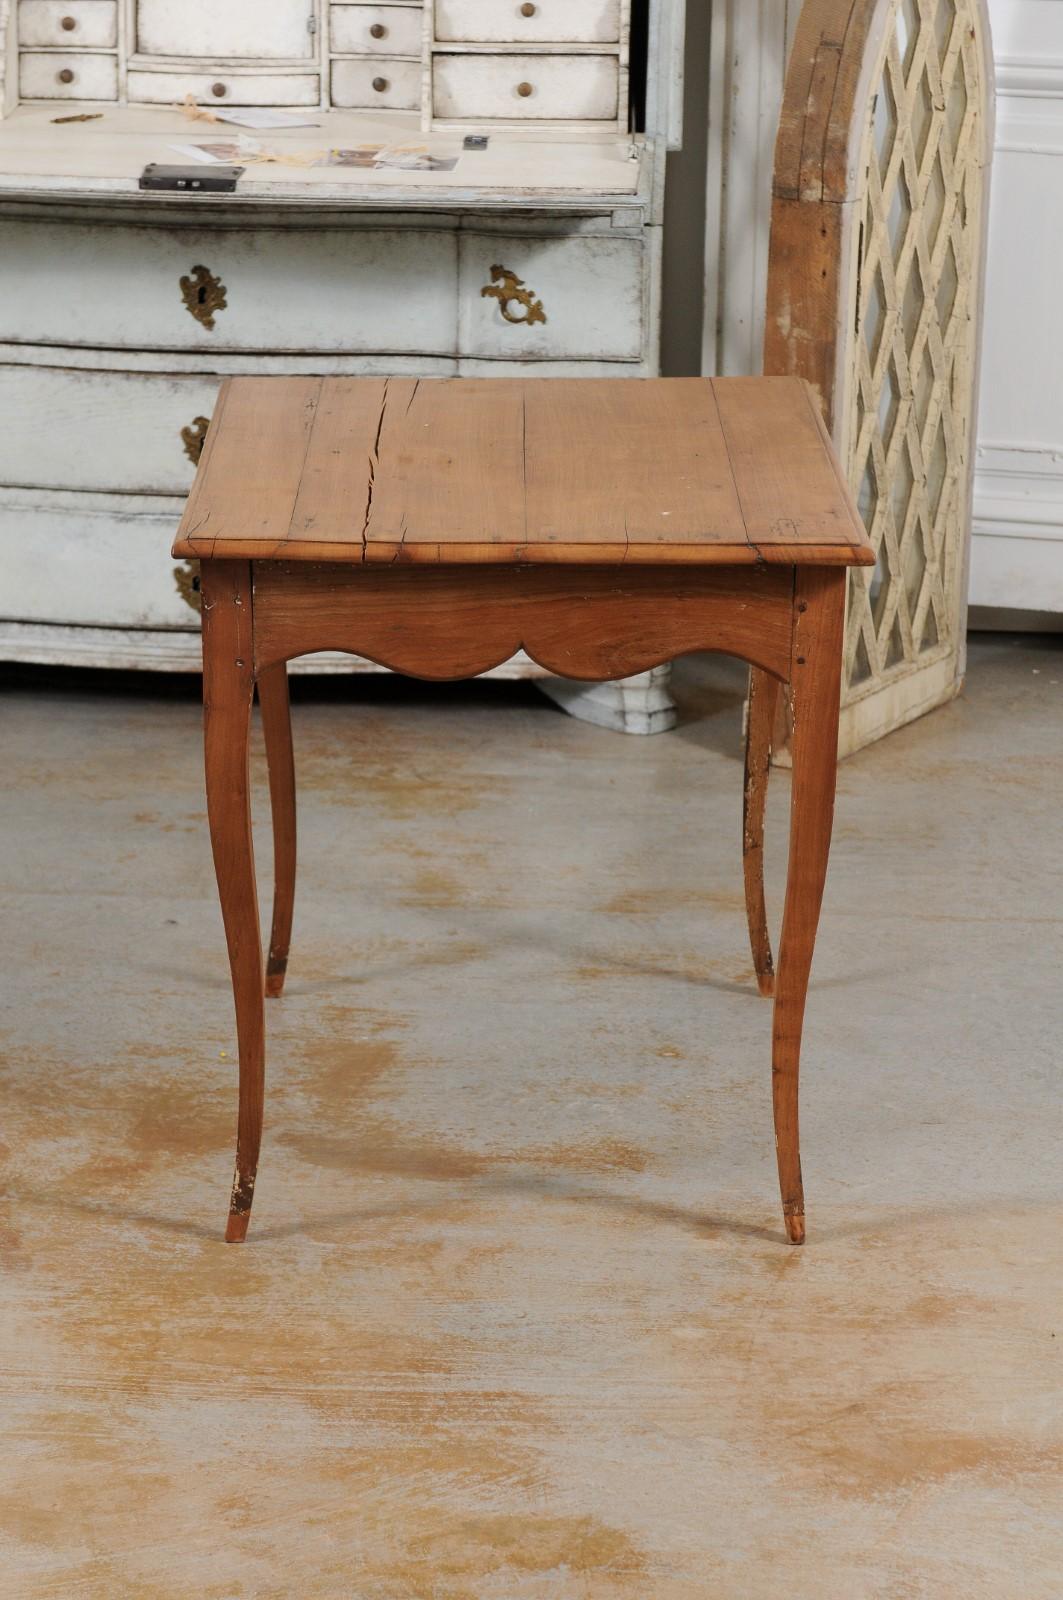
top-left (766, 0), bottom-right (992, 755)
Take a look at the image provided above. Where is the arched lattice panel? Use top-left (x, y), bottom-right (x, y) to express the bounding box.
top-left (766, 0), bottom-right (992, 756)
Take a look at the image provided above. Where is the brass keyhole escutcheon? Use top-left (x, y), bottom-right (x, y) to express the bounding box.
top-left (181, 415), bottom-right (211, 467)
top-left (173, 560), bottom-right (202, 614)
top-left (179, 265), bottom-right (227, 331)
top-left (481, 263), bottom-right (547, 327)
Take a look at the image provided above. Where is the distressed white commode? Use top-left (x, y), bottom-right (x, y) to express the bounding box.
top-left (0, 0), bottom-right (685, 732)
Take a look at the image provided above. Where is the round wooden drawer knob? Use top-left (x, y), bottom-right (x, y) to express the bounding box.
top-left (372, 76), bottom-right (389, 92)
top-left (520, 2), bottom-right (537, 14)
top-left (211, 82), bottom-right (228, 98)
top-left (369, 21), bottom-right (387, 37)
top-left (517, 81), bottom-right (534, 97)
top-left (60, 14), bottom-right (77, 29)
top-left (57, 67), bottom-right (75, 83)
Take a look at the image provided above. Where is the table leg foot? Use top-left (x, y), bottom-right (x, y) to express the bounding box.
top-left (264, 957), bottom-right (288, 999)
top-left (784, 1208), bottom-right (806, 1246)
top-left (225, 1171), bottom-right (255, 1243)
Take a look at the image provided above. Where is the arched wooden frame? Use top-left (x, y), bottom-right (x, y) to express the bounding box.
top-left (763, 0), bottom-right (993, 756)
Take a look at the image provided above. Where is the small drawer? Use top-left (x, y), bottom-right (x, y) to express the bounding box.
top-left (433, 53), bottom-right (619, 121)
top-left (459, 232), bottom-right (643, 362)
top-left (19, 50), bottom-right (117, 99)
top-left (18, 1), bottom-right (118, 49)
top-left (434, 0), bottom-right (621, 44)
top-left (127, 71), bottom-right (320, 106)
top-left (330, 5), bottom-right (422, 56)
top-left (331, 57), bottom-right (420, 109)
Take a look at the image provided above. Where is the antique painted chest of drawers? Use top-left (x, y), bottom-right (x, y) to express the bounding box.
top-left (0, 0), bottom-right (683, 730)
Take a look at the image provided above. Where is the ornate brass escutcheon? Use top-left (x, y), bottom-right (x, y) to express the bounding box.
top-left (173, 559), bottom-right (202, 614)
top-left (181, 414), bottom-right (210, 466)
top-left (481, 264), bottom-right (547, 327)
top-left (180, 265), bottom-right (227, 330)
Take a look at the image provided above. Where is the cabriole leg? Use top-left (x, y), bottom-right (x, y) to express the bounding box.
top-left (772, 569), bottom-right (845, 1245)
top-left (201, 560), bottom-right (265, 1244)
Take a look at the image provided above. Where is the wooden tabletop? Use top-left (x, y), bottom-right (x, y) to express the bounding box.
top-left (173, 376), bottom-right (874, 568)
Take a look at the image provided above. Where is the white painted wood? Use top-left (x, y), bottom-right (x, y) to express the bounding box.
top-left (19, 48), bottom-right (116, 97)
top-left (701, 0), bottom-right (796, 377)
top-left (432, 52), bottom-right (619, 121)
top-left (458, 230), bottom-right (642, 360)
top-left (970, 0), bottom-right (1063, 611)
top-left (134, 0), bottom-right (315, 60)
top-left (0, 105), bottom-right (645, 207)
top-left (537, 667), bottom-right (678, 733)
top-left (330, 54), bottom-right (419, 106)
top-left (661, 0), bottom-right (685, 150)
top-left (434, 1), bottom-right (621, 46)
top-left (0, 485), bottom-right (195, 626)
top-left (18, 2), bottom-right (117, 50)
top-left (126, 69), bottom-right (320, 104)
top-left (0, 363), bottom-right (218, 493)
top-left (329, 5), bottom-right (421, 57)
top-left (0, 218), bottom-right (459, 353)
top-left (0, 0), bottom-right (14, 118)
top-left (0, 624), bottom-right (618, 720)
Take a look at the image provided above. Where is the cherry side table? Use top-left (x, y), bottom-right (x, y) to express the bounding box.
top-left (173, 375), bottom-right (873, 1245)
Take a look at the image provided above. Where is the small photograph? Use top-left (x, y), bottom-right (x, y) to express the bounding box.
top-left (323, 145), bottom-right (381, 168)
top-left (185, 140), bottom-right (244, 164)
top-left (325, 145), bottom-right (459, 172)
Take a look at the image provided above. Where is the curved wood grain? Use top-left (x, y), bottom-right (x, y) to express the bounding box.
top-left (251, 562), bottom-right (796, 683)
top-left (258, 662), bottom-right (296, 1000)
top-left (743, 666), bottom-right (781, 998)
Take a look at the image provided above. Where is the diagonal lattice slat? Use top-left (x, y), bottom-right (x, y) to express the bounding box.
top-left (845, 0), bottom-right (982, 695)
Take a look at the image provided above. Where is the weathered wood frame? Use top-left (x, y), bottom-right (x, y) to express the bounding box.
top-left (763, 0), bottom-right (994, 756)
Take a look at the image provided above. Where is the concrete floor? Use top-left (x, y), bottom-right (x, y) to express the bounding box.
top-left (0, 635), bottom-right (1060, 1598)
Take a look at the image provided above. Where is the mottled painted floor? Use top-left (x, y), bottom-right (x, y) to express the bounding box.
top-left (0, 637), bottom-right (1060, 1599)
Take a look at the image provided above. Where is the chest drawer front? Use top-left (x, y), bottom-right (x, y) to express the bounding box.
top-left (434, 0), bottom-right (621, 44)
top-left (127, 70), bottom-right (320, 106)
top-left (19, 50), bottom-right (117, 99)
top-left (0, 365), bottom-right (221, 496)
top-left (18, 1), bottom-right (118, 49)
top-left (329, 5), bottom-right (422, 56)
top-left (136, 0), bottom-right (314, 60)
top-left (330, 56), bottom-right (420, 108)
top-left (459, 233), bottom-right (642, 362)
top-left (433, 53), bottom-right (619, 121)
top-left (0, 222), bottom-right (458, 356)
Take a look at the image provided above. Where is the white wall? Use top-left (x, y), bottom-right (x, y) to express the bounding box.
top-left (970, 0), bottom-right (1063, 611)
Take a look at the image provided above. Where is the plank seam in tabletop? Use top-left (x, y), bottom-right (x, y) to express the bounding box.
top-left (707, 377), bottom-right (766, 566)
